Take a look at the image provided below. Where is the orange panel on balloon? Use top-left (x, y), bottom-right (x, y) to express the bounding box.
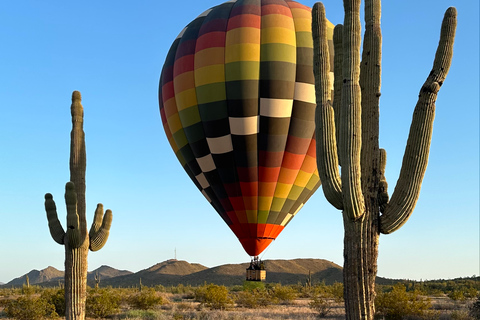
top-left (240, 238), bottom-right (274, 257)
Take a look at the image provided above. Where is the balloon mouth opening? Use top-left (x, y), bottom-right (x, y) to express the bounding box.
top-left (240, 238), bottom-right (274, 256)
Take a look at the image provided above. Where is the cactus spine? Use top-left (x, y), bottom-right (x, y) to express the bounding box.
top-left (44, 91), bottom-right (113, 320)
top-left (312, 1), bottom-right (456, 319)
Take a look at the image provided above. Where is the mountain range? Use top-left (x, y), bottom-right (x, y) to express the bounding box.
top-left (2, 258), bottom-right (395, 288)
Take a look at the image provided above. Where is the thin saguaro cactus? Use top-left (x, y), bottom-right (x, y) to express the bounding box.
top-left (312, 1), bottom-right (456, 319)
top-left (44, 91), bottom-right (113, 320)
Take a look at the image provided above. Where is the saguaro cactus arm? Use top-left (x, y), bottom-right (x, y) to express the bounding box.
top-left (340, 0), bottom-right (365, 221)
top-left (378, 148), bottom-right (389, 212)
top-left (332, 24), bottom-right (344, 165)
top-left (313, 2), bottom-right (343, 210)
top-left (89, 204), bottom-right (113, 252)
top-left (44, 193), bottom-right (65, 245)
top-left (380, 7), bottom-right (457, 234)
top-left (359, 0), bottom-right (381, 194)
top-left (65, 181), bottom-right (82, 248)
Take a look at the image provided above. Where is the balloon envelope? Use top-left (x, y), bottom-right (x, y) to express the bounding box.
top-left (159, 0), bottom-right (334, 256)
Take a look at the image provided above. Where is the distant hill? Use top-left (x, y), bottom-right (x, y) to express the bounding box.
top-left (86, 265), bottom-right (132, 287)
top-left (100, 258), bottom-right (350, 287)
top-left (3, 259), bottom-right (395, 288)
top-left (101, 259), bottom-right (209, 287)
top-left (6, 265), bottom-right (132, 287)
top-left (6, 266), bottom-right (63, 287)
top-left (175, 258), bottom-right (345, 286)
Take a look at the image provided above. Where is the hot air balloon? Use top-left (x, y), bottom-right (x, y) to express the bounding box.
top-left (159, 0), bottom-right (334, 259)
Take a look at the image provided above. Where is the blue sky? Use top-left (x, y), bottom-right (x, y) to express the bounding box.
top-left (0, 0), bottom-right (478, 284)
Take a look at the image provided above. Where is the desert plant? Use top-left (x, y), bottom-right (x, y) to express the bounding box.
top-left (235, 288), bottom-right (277, 308)
top-left (375, 284), bottom-right (435, 320)
top-left (40, 287), bottom-right (66, 316)
top-left (449, 290), bottom-right (467, 302)
top-left (243, 280), bottom-right (265, 292)
top-left (86, 287), bottom-right (121, 319)
top-left (194, 284), bottom-right (233, 310)
top-left (128, 287), bottom-right (164, 310)
top-left (469, 296), bottom-right (480, 320)
top-left (328, 282), bottom-right (344, 303)
top-left (451, 310), bottom-right (474, 320)
top-left (309, 292), bottom-right (334, 318)
top-left (117, 309), bottom-right (161, 320)
top-left (4, 295), bottom-right (58, 320)
top-left (44, 91), bottom-right (113, 320)
top-left (312, 1), bottom-right (456, 319)
top-left (270, 284), bottom-right (297, 305)
top-left (94, 271), bottom-right (100, 289)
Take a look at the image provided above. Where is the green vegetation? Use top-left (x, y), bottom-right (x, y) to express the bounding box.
top-left (194, 283), bottom-right (233, 310)
top-left (375, 284), bottom-right (436, 320)
top-left (3, 294), bottom-right (58, 320)
top-left (128, 287), bottom-right (164, 310)
top-left (377, 277), bottom-right (480, 298)
top-left (86, 287), bottom-right (122, 318)
top-left (470, 296), bottom-right (480, 320)
top-left (0, 279), bottom-right (477, 319)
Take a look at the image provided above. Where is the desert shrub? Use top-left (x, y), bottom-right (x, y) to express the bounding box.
top-left (243, 280), bottom-right (265, 291)
top-left (450, 310), bottom-right (474, 320)
top-left (3, 295), bottom-right (57, 320)
top-left (469, 296), bottom-right (480, 319)
top-left (194, 284), bottom-right (233, 310)
top-left (309, 293), bottom-right (333, 318)
top-left (449, 290), bottom-right (467, 301)
top-left (21, 284), bottom-right (36, 296)
top-left (155, 284), bottom-right (166, 292)
top-left (128, 287), bottom-right (164, 310)
top-left (235, 288), bottom-right (277, 308)
top-left (328, 282), bottom-right (344, 303)
top-left (270, 284), bottom-right (297, 304)
top-left (40, 288), bottom-right (65, 316)
top-left (375, 284), bottom-right (435, 320)
top-left (86, 287), bottom-right (121, 318)
top-left (230, 285), bottom-right (244, 292)
top-left (465, 288), bottom-right (480, 299)
top-left (116, 309), bottom-right (163, 320)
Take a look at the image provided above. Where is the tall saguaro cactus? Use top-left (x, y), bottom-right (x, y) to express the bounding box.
top-left (44, 91), bottom-right (113, 320)
top-left (312, 1), bottom-right (456, 319)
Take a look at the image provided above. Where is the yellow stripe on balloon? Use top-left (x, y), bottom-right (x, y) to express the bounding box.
top-left (175, 88), bottom-right (198, 111)
top-left (226, 27), bottom-right (260, 46)
top-left (194, 64), bottom-right (225, 86)
top-left (194, 47), bottom-right (225, 69)
top-left (261, 27), bottom-right (295, 45)
top-left (225, 43), bottom-right (260, 62)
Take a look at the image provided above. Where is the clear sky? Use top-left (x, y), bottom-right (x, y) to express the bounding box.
top-left (0, 0), bottom-right (478, 284)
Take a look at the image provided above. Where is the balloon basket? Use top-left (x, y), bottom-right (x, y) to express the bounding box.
top-left (245, 256), bottom-right (266, 282)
